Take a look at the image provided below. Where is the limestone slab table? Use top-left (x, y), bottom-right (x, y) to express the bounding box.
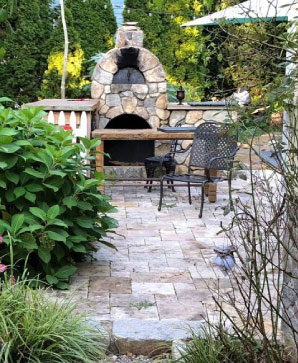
top-left (92, 128), bottom-right (217, 202)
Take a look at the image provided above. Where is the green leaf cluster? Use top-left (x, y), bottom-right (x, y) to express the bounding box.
top-left (0, 105), bottom-right (118, 288)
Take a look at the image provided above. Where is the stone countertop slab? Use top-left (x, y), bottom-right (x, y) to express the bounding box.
top-left (26, 99), bottom-right (101, 111)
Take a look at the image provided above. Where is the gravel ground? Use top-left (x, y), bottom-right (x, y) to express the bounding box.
top-left (100, 354), bottom-right (172, 362)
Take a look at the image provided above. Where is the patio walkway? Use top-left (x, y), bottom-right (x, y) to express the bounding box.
top-left (71, 177), bottom-right (250, 323)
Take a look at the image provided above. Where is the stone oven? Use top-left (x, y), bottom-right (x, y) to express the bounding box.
top-left (91, 22), bottom-right (168, 167)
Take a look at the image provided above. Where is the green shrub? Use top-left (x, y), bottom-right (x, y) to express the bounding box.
top-left (0, 105), bottom-right (118, 289)
top-left (178, 325), bottom-right (264, 363)
top-left (0, 278), bottom-right (106, 362)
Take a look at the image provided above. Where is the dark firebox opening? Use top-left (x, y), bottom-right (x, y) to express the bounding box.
top-left (104, 115), bottom-right (154, 166)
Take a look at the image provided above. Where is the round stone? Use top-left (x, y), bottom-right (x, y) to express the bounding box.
top-left (91, 81), bottom-right (104, 99)
top-left (106, 94), bottom-right (121, 107)
top-left (169, 111), bottom-right (186, 126)
top-left (181, 140), bottom-right (192, 149)
top-left (134, 107), bottom-right (149, 120)
top-left (106, 106), bottom-right (123, 119)
top-left (185, 111), bottom-right (203, 125)
top-left (122, 97), bottom-right (138, 114)
top-left (144, 65), bottom-right (166, 83)
top-left (149, 115), bottom-right (160, 129)
top-left (131, 84), bottom-right (149, 94)
top-left (156, 108), bottom-right (170, 120)
top-left (156, 94), bottom-right (167, 109)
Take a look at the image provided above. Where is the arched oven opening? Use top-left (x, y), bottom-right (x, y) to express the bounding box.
top-left (104, 114), bottom-right (154, 166)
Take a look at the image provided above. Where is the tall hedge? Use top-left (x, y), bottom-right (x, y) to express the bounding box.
top-left (123, 0), bottom-right (214, 100)
top-left (0, 0), bottom-right (53, 104)
top-left (65, 0), bottom-right (117, 59)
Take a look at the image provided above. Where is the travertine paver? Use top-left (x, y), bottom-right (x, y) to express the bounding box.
top-left (69, 176), bottom-right (252, 322)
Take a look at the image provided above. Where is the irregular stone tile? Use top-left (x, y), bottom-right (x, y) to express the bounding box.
top-left (131, 272), bottom-right (192, 283)
top-left (76, 265), bottom-right (110, 277)
top-left (89, 277), bottom-right (131, 294)
top-left (111, 306), bottom-right (159, 320)
top-left (110, 293), bottom-right (155, 307)
top-left (155, 295), bottom-right (205, 320)
top-left (132, 282), bottom-right (175, 295)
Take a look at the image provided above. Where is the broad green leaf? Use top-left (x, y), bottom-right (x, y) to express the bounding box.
top-left (76, 217), bottom-right (94, 229)
top-left (11, 214), bottom-right (25, 235)
top-left (38, 247), bottom-right (51, 263)
top-left (72, 245), bottom-right (87, 253)
top-left (77, 201), bottom-right (93, 211)
top-left (14, 186), bottom-right (26, 199)
top-left (46, 275), bottom-right (59, 285)
top-left (0, 143), bottom-right (20, 153)
top-left (0, 128), bottom-right (18, 137)
top-left (47, 205), bottom-right (60, 220)
top-left (0, 219), bottom-right (11, 232)
top-left (0, 180), bottom-right (6, 188)
top-left (24, 168), bottom-right (44, 179)
top-left (25, 191), bottom-right (36, 203)
top-left (0, 97), bottom-right (13, 103)
top-left (0, 162), bottom-right (7, 168)
top-left (101, 216), bottom-right (119, 229)
top-left (55, 265), bottom-right (77, 279)
top-left (25, 183), bottom-right (43, 192)
top-left (29, 207), bottom-right (47, 221)
top-left (5, 171), bottom-right (19, 184)
top-left (69, 235), bottom-right (87, 243)
top-left (47, 219), bottom-right (68, 228)
top-left (56, 281), bottom-right (69, 290)
top-left (15, 140), bottom-right (32, 146)
top-left (47, 231), bottom-right (66, 242)
top-left (63, 196), bottom-right (77, 209)
top-left (79, 137), bottom-right (91, 149)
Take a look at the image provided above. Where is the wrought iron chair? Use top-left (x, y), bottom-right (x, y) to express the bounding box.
top-left (144, 120), bottom-right (186, 192)
top-left (158, 122), bottom-right (239, 218)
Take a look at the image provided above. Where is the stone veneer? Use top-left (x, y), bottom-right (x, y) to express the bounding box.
top-left (91, 23), bottom-right (167, 130)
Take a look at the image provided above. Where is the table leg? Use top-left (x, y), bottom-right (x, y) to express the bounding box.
top-left (208, 169), bottom-right (217, 203)
top-left (96, 140), bottom-right (105, 193)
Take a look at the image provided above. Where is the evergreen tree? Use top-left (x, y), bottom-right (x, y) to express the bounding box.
top-left (0, 0), bottom-right (53, 103)
top-left (65, 0), bottom-right (117, 59)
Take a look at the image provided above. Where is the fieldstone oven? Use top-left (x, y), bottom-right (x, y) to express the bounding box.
top-left (91, 22), bottom-right (168, 167)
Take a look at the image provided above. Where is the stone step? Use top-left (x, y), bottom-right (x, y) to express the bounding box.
top-left (112, 319), bottom-right (204, 356)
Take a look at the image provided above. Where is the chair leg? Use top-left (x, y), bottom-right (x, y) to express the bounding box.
top-left (199, 183), bottom-right (206, 218)
top-left (165, 164), bottom-right (176, 192)
top-left (147, 168), bottom-right (155, 193)
top-left (158, 177), bottom-right (165, 211)
top-left (188, 182), bottom-right (192, 204)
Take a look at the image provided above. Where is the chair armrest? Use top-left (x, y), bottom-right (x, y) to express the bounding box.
top-left (205, 147), bottom-right (239, 178)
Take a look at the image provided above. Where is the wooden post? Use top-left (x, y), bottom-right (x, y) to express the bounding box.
top-left (204, 169), bottom-right (217, 203)
top-left (96, 140), bottom-right (105, 193)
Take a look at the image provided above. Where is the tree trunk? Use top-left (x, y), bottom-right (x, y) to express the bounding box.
top-left (60, 0), bottom-right (68, 99)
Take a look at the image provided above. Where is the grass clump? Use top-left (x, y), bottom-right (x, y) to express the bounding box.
top-left (0, 279), bottom-right (105, 363)
top-left (177, 325), bottom-right (264, 363)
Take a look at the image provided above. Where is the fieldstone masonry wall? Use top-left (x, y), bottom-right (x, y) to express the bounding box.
top-left (91, 23), bottom-right (168, 130)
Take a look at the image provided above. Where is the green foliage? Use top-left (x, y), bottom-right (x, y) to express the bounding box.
top-left (0, 0), bottom-right (53, 104)
top-left (179, 325), bottom-right (265, 363)
top-left (0, 0), bottom-right (17, 60)
top-left (65, 0), bottom-right (117, 60)
top-left (0, 278), bottom-right (106, 362)
top-left (124, 0), bottom-right (215, 100)
top-left (0, 105), bottom-right (118, 288)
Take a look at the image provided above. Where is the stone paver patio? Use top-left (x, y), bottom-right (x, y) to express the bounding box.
top-left (70, 177), bottom-right (251, 323)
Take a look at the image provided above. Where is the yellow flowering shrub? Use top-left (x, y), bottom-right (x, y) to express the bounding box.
top-left (40, 45), bottom-right (89, 99)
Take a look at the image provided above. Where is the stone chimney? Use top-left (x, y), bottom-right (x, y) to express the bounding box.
top-left (116, 22), bottom-right (144, 48)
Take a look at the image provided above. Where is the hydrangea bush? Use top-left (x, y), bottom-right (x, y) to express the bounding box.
top-left (0, 104), bottom-right (117, 288)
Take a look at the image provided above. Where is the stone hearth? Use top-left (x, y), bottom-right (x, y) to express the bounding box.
top-left (91, 23), bottom-right (167, 130)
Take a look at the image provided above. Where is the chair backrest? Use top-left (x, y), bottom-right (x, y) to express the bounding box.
top-left (189, 122), bottom-right (238, 170)
top-left (170, 119), bottom-right (184, 153)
